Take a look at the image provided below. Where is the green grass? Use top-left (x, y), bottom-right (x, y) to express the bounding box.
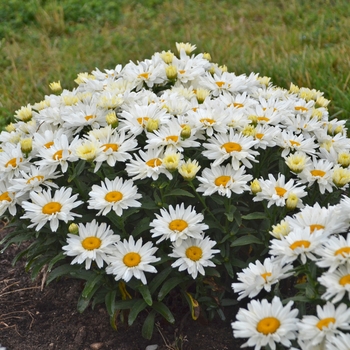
top-left (1, 0), bottom-right (350, 129)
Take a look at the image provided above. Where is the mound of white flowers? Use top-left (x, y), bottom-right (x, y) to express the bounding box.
top-left (1, 42), bottom-right (350, 347)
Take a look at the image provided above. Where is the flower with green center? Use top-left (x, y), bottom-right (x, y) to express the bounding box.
top-left (106, 236), bottom-right (160, 285)
top-left (231, 296), bottom-right (299, 350)
top-left (63, 220), bottom-right (120, 270)
top-left (21, 187), bottom-right (82, 232)
top-left (88, 176), bottom-right (141, 216)
top-left (297, 302), bottom-right (350, 347)
top-left (150, 203), bottom-right (209, 247)
top-left (169, 236), bottom-right (219, 279)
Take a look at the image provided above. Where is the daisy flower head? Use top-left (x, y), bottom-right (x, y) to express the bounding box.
top-left (105, 236), bottom-right (160, 285)
top-left (62, 219), bottom-right (120, 269)
top-left (269, 227), bottom-right (326, 265)
top-left (0, 180), bottom-right (17, 216)
top-left (253, 173), bottom-right (307, 208)
top-left (318, 263), bottom-right (350, 303)
top-left (326, 332), bottom-right (350, 350)
top-left (196, 163), bottom-right (253, 198)
top-left (178, 158), bottom-right (201, 181)
top-left (231, 296), bottom-right (299, 350)
top-left (316, 233), bottom-right (350, 272)
top-left (20, 187), bottom-right (82, 232)
top-left (88, 177), bottom-right (142, 216)
top-left (232, 257), bottom-right (293, 300)
top-left (202, 129), bottom-right (259, 170)
top-left (285, 151), bottom-right (311, 174)
top-left (150, 203), bottom-right (209, 247)
top-left (297, 302), bottom-right (350, 347)
top-left (169, 236), bottom-right (220, 279)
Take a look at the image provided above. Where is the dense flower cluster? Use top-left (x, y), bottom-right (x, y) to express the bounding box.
top-left (1, 42), bottom-right (350, 347)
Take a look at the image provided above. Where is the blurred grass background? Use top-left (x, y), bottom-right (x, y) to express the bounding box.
top-left (1, 0), bottom-right (350, 129)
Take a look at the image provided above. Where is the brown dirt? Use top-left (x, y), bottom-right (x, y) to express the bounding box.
top-left (0, 223), bottom-right (244, 350)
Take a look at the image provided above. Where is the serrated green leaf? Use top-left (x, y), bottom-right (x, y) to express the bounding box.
top-left (230, 235), bottom-right (262, 247)
top-left (152, 301), bottom-right (175, 324)
top-left (128, 299), bottom-right (148, 326)
top-left (158, 276), bottom-right (184, 301)
top-left (142, 310), bottom-right (156, 340)
top-left (138, 284), bottom-right (153, 306)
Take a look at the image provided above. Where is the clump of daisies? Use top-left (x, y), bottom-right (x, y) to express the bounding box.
top-left (1, 42), bottom-right (350, 345)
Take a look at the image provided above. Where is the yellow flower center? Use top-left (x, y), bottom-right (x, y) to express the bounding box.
top-left (257, 116), bottom-right (270, 122)
top-left (85, 115), bottom-right (95, 121)
top-left (256, 317), bottom-right (281, 335)
top-left (26, 175), bottom-right (45, 184)
top-left (5, 157), bottom-right (22, 168)
top-left (145, 158), bottom-right (162, 167)
top-left (0, 191), bottom-right (11, 202)
top-left (256, 133), bottom-right (264, 139)
top-left (165, 135), bottom-right (179, 143)
top-left (102, 143), bottom-right (119, 152)
top-left (261, 272), bottom-right (272, 281)
top-left (290, 240), bottom-right (311, 250)
top-left (290, 140), bottom-right (301, 147)
top-left (295, 106), bottom-right (308, 112)
top-left (214, 175), bottom-right (231, 187)
top-left (178, 70), bottom-right (186, 74)
top-left (44, 141), bottom-right (54, 148)
top-left (200, 118), bottom-right (215, 125)
top-left (309, 224), bottom-right (325, 233)
top-left (82, 236), bottom-right (101, 250)
top-left (169, 219), bottom-right (188, 232)
top-left (339, 274), bottom-right (350, 286)
top-left (185, 246), bottom-right (203, 261)
top-left (105, 191), bottom-right (123, 203)
top-left (335, 247), bottom-right (350, 257)
top-left (42, 201), bottom-right (62, 215)
top-left (275, 187), bottom-right (287, 197)
top-left (53, 150), bottom-right (63, 160)
top-left (233, 102), bottom-right (244, 108)
top-left (138, 72), bottom-right (150, 79)
top-left (221, 142), bottom-right (242, 153)
top-left (310, 169), bottom-right (326, 177)
top-left (215, 81), bottom-right (225, 87)
top-left (123, 252), bottom-right (141, 267)
top-left (316, 317), bottom-right (336, 330)
top-left (137, 116), bottom-right (149, 125)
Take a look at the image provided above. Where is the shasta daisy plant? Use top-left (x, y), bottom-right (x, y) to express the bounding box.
top-left (1, 42), bottom-right (350, 346)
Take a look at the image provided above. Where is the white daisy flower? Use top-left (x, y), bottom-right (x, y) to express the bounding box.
top-left (196, 163), bottom-right (253, 198)
top-left (316, 233), bottom-right (350, 272)
top-left (20, 187), bottom-right (82, 232)
top-left (231, 296), bottom-right (299, 350)
top-left (87, 177), bottom-right (142, 216)
top-left (298, 158), bottom-right (335, 194)
top-left (125, 148), bottom-right (173, 181)
top-left (298, 302), bottom-right (350, 347)
top-left (150, 203), bottom-right (209, 247)
top-left (318, 263), bottom-right (350, 303)
top-left (251, 124), bottom-right (280, 150)
top-left (232, 257), bottom-right (293, 300)
top-left (202, 129), bottom-right (259, 170)
top-left (269, 227), bottom-right (326, 265)
top-left (105, 236), bottom-right (160, 285)
top-left (326, 332), bottom-right (350, 350)
top-left (169, 236), bottom-right (220, 279)
top-left (253, 173), bottom-right (307, 208)
top-left (0, 180), bottom-right (17, 216)
top-left (62, 219), bottom-right (120, 269)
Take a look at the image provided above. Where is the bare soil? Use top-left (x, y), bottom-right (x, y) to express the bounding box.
top-left (0, 223), bottom-right (244, 350)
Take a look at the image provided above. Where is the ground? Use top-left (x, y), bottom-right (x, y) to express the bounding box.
top-left (0, 224), bottom-right (244, 350)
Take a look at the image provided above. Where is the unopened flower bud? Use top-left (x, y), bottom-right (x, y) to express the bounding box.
top-left (165, 65), bottom-right (178, 80)
top-left (163, 153), bottom-right (180, 171)
top-left (250, 179), bottom-right (261, 194)
top-left (178, 159), bottom-right (201, 181)
top-left (15, 104), bottom-right (32, 122)
top-left (180, 125), bottom-right (192, 139)
top-left (338, 152), bottom-right (350, 168)
top-left (5, 123), bottom-right (16, 132)
top-left (203, 52), bottom-right (211, 61)
top-left (146, 119), bottom-right (159, 132)
top-left (270, 220), bottom-right (290, 239)
top-left (333, 167), bottom-right (350, 188)
top-left (20, 138), bottom-right (32, 155)
top-left (69, 223), bottom-right (79, 234)
top-left (195, 88), bottom-right (210, 104)
top-left (286, 193), bottom-right (299, 210)
top-left (106, 111), bottom-right (118, 128)
top-left (49, 81), bottom-right (62, 93)
top-left (159, 50), bottom-right (174, 64)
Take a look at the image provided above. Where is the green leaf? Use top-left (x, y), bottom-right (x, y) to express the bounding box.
top-left (158, 276), bottom-right (184, 301)
top-left (230, 235), bottom-right (263, 247)
top-left (142, 310), bottom-right (156, 340)
top-left (113, 299), bottom-right (137, 310)
top-left (138, 284), bottom-right (153, 306)
top-left (164, 189), bottom-right (195, 198)
top-left (46, 264), bottom-right (80, 285)
top-left (224, 261), bottom-right (234, 278)
top-left (105, 290), bottom-right (117, 316)
top-left (68, 159), bottom-right (86, 182)
top-left (82, 274), bottom-right (103, 298)
top-left (128, 299), bottom-right (148, 326)
top-left (242, 212), bottom-right (267, 220)
top-left (148, 266), bottom-right (172, 294)
top-left (131, 217), bottom-right (151, 238)
top-left (47, 251), bottom-right (67, 272)
top-left (152, 301), bottom-right (175, 324)
top-left (77, 295), bottom-right (91, 313)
